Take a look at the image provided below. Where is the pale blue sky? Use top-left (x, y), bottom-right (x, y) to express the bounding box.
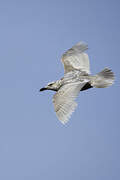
top-left (0, 0), bottom-right (120, 180)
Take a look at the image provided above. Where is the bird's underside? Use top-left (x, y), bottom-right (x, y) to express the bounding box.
top-left (80, 82), bottom-right (93, 91)
top-left (40, 42), bottom-right (114, 124)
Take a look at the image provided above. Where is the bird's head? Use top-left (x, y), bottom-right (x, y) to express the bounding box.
top-left (40, 81), bottom-right (60, 92)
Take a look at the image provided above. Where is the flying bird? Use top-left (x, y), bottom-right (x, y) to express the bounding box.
top-left (40, 42), bottom-right (114, 124)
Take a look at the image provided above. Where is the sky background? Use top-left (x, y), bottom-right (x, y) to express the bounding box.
top-left (0, 0), bottom-right (120, 180)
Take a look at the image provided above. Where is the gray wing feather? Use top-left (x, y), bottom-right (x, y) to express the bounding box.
top-left (61, 42), bottom-right (90, 74)
top-left (53, 81), bottom-right (87, 124)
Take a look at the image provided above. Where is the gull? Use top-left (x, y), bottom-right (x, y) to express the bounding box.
top-left (40, 42), bottom-right (114, 124)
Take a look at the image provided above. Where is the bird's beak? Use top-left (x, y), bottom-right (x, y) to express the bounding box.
top-left (39, 87), bottom-right (47, 91)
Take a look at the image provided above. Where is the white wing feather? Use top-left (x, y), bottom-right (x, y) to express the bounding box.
top-left (53, 82), bottom-right (86, 124)
top-left (61, 42), bottom-right (90, 74)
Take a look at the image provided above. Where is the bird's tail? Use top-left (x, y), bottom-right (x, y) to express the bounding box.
top-left (91, 68), bottom-right (115, 88)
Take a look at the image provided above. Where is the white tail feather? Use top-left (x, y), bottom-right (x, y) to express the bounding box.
top-left (91, 68), bottom-right (114, 88)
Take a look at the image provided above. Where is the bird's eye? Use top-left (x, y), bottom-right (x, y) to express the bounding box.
top-left (48, 83), bottom-right (53, 86)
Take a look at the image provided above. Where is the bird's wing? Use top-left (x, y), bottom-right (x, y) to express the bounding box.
top-left (61, 42), bottom-right (90, 74)
top-left (53, 81), bottom-right (87, 124)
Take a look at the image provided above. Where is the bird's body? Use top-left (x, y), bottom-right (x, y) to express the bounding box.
top-left (40, 42), bottom-right (114, 124)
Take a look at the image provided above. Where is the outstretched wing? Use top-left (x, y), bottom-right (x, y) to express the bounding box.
top-left (53, 81), bottom-right (87, 124)
top-left (61, 42), bottom-right (90, 74)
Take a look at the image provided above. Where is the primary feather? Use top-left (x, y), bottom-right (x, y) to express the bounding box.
top-left (61, 42), bottom-right (90, 74)
top-left (53, 81), bottom-right (87, 124)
